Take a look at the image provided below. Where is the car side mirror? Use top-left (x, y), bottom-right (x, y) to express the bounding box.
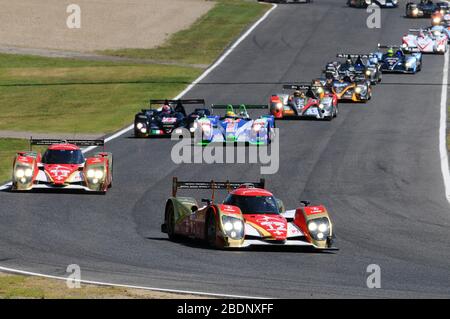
top-left (275, 198), bottom-right (285, 214)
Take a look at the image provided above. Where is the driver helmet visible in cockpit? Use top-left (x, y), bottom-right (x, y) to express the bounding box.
top-left (386, 48), bottom-right (395, 57)
top-left (161, 104), bottom-right (172, 114)
top-left (293, 90), bottom-right (305, 98)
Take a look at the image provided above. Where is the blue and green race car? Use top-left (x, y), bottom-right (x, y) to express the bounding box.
top-left (193, 104), bottom-right (275, 145)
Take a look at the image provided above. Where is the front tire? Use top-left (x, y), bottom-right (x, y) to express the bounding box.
top-left (166, 202), bottom-right (177, 240)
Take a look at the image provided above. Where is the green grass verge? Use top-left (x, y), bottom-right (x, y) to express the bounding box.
top-left (0, 55), bottom-right (202, 133)
top-left (100, 0), bottom-right (269, 65)
top-left (0, 272), bottom-right (205, 299)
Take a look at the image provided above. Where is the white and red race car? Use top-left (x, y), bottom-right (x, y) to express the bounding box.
top-left (402, 28), bottom-right (448, 54)
top-left (11, 139), bottom-right (113, 194)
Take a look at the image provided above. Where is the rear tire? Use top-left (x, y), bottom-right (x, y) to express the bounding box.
top-left (206, 212), bottom-right (217, 248)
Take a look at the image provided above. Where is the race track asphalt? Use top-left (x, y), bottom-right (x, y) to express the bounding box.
top-left (1, 0), bottom-right (449, 298)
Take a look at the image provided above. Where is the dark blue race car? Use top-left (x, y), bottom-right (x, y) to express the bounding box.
top-left (134, 99), bottom-right (210, 137)
top-left (373, 45), bottom-right (423, 74)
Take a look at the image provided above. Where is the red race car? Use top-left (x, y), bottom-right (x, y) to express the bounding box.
top-left (269, 84), bottom-right (338, 120)
top-left (161, 177), bottom-right (337, 250)
top-left (11, 139), bottom-right (113, 194)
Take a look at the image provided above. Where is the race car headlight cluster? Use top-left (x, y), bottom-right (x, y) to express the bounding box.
top-left (201, 123), bottom-right (211, 135)
top-left (86, 168), bottom-right (105, 184)
top-left (365, 70), bottom-right (371, 76)
top-left (307, 217), bottom-right (330, 241)
top-left (221, 216), bottom-right (244, 240)
top-left (433, 17), bottom-right (442, 24)
top-left (405, 61), bottom-right (413, 68)
top-left (136, 122), bottom-right (147, 133)
top-left (252, 124), bottom-right (263, 133)
top-left (412, 8), bottom-right (419, 16)
top-left (190, 122), bottom-right (199, 133)
top-left (14, 165), bottom-right (33, 184)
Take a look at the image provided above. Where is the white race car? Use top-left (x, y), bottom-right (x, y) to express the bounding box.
top-left (402, 28), bottom-right (448, 54)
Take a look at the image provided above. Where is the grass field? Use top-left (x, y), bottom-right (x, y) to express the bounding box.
top-left (0, 272), bottom-right (205, 299)
top-left (100, 0), bottom-right (269, 65)
top-left (0, 57), bottom-right (202, 134)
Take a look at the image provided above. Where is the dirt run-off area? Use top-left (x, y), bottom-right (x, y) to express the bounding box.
top-left (0, 0), bottom-right (214, 52)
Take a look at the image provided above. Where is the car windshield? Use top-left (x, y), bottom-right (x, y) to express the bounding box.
top-left (42, 149), bottom-right (85, 164)
top-left (223, 194), bottom-right (279, 215)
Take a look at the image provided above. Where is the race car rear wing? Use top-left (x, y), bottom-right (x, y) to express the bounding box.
top-left (172, 177), bottom-right (266, 197)
top-left (29, 138), bottom-right (105, 150)
top-left (211, 104), bottom-right (267, 109)
top-left (377, 44), bottom-right (421, 53)
top-left (144, 99), bottom-right (205, 116)
top-left (336, 53), bottom-right (373, 59)
top-left (150, 99), bottom-right (206, 106)
top-left (282, 84), bottom-right (311, 90)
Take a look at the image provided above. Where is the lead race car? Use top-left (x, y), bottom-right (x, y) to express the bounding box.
top-left (347, 0), bottom-right (398, 8)
top-left (374, 44), bottom-right (423, 73)
top-left (161, 178), bottom-right (337, 250)
top-left (269, 84), bottom-right (338, 120)
top-left (134, 99), bottom-right (210, 137)
top-left (402, 28), bottom-right (448, 53)
top-left (11, 139), bottom-right (112, 194)
top-left (194, 104), bottom-right (275, 145)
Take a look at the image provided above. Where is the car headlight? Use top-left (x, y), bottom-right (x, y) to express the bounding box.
top-left (24, 168), bottom-right (33, 177)
top-left (201, 124), bottom-right (211, 134)
top-left (14, 165), bottom-right (34, 184)
top-left (307, 217), bottom-right (331, 241)
top-left (222, 216), bottom-right (244, 240)
top-left (15, 169), bottom-right (25, 179)
top-left (365, 70), bottom-right (371, 76)
top-left (317, 87), bottom-right (324, 94)
top-left (405, 61), bottom-right (413, 68)
top-left (412, 8), bottom-right (419, 15)
top-left (87, 169), bottom-right (95, 178)
top-left (308, 221), bottom-right (318, 232)
top-left (86, 168), bottom-right (105, 184)
top-left (434, 17), bottom-right (442, 24)
top-left (276, 102), bottom-right (283, 109)
top-left (355, 87), bottom-right (362, 94)
top-left (136, 122), bottom-right (144, 130)
top-left (252, 124), bottom-right (262, 132)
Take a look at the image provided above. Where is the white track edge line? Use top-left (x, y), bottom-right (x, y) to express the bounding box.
top-left (440, 50), bottom-right (450, 204)
top-left (0, 266), bottom-right (267, 299)
top-left (0, 3), bottom-right (277, 298)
